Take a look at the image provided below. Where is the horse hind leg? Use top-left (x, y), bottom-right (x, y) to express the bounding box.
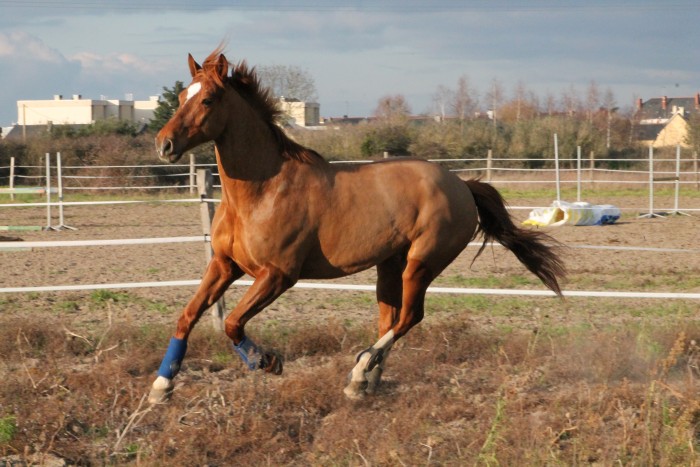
top-left (344, 254), bottom-right (404, 399)
top-left (149, 256), bottom-right (242, 404)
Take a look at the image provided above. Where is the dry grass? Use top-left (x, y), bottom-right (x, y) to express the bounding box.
top-left (1, 310), bottom-right (698, 465)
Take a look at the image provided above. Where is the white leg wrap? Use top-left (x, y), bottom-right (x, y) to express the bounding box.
top-left (343, 330), bottom-right (395, 399)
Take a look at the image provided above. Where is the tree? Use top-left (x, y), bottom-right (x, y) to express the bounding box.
top-left (601, 87), bottom-right (617, 150)
top-left (256, 65), bottom-right (318, 102)
top-left (452, 75), bottom-right (479, 132)
top-left (373, 94), bottom-right (411, 125)
top-left (149, 81), bottom-right (185, 131)
top-left (485, 78), bottom-right (504, 127)
top-left (432, 84), bottom-right (453, 121)
top-left (585, 80), bottom-right (601, 123)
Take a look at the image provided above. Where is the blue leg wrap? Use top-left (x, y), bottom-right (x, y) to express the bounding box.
top-left (233, 336), bottom-right (262, 370)
top-left (157, 337), bottom-right (188, 379)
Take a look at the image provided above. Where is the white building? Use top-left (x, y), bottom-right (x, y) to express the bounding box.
top-left (16, 94), bottom-right (160, 126)
top-left (277, 97), bottom-right (320, 127)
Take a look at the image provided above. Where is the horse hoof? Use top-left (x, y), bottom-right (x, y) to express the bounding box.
top-left (148, 376), bottom-right (174, 404)
top-left (262, 352), bottom-right (283, 375)
top-left (365, 368), bottom-right (383, 395)
top-left (343, 380), bottom-right (367, 400)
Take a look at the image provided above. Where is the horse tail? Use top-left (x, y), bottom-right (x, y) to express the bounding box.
top-left (465, 179), bottom-right (566, 296)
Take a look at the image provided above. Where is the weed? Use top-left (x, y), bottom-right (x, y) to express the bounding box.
top-left (478, 394), bottom-right (507, 466)
top-left (90, 289), bottom-right (131, 304)
top-left (0, 415), bottom-right (17, 444)
top-left (55, 300), bottom-right (80, 312)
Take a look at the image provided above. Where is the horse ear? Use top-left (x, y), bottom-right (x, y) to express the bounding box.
top-left (188, 53), bottom-right (202, 78)
top-left (216, 54), bottom-right (229, 80)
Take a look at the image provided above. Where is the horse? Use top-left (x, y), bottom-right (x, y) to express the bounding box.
top-left (149, 47), bottom-right (565, 403)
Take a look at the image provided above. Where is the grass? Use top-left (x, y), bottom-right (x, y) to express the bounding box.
top-left (0, 188), bottom-right (197, 205)
top-left (1, 312), bottom-right (698, 465)
top-left (0, 416), bottom-right (17, 444)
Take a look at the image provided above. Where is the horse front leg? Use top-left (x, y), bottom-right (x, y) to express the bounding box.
top-left (224, 265), bottom-right (295, 375)
top-left (149, 256), bottom-right (242, 404)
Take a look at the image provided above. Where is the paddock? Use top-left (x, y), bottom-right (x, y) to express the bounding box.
top-left (0, 180), bottom-right (699, 465)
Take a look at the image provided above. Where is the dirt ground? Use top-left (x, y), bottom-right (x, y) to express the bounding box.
top-left (2, 191), bottom-right (699, 330)
top-left (1, 189), bottom-right (699, 465)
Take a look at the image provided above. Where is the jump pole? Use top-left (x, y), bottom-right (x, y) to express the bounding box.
top-left (0, 185), bottom-right (54, 230)
top-left (55, 152), bottom-right (76, 230)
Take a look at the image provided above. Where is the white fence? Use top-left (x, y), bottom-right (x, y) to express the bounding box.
top-left (0, 164), bottom-right (698, 331)
top-left (1, 236), bottom-right (699, 300)
top-left (1, 142), bottom-right (699, 230)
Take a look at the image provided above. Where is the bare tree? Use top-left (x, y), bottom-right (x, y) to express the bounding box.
top-left (585, 80), bottom-right (601, 123)
top-left (602, 87), bottom-right (617, 150)
top-left (451, 75), bottom-right (479, 124)
top-left (432, 84), bottom-right (454, 122)
top-left (256, 64), bottom-right (318, 102)
top-left (485, 78), bottom-right (504, 127)
top-left (374, 94), bottom-right (411, 125)
top-left (545, 91), bottom-right (557, 116)
top-left (560, 84), bottom-right (581, 118)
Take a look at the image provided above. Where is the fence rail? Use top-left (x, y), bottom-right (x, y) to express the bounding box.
top-left (1, 143), bottom-right (699, 230)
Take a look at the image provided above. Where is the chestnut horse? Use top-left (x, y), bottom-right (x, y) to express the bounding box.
top-left (149, 48), bottom-right (565, 403)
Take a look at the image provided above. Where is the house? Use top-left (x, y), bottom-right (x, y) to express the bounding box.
top-left (634, 93), bottom-right (700, 147)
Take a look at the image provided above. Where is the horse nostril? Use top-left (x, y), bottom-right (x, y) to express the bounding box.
top-left (157, 138), bottom-right (174, 158)
top-left (162, 138), bottom-right (174, 156)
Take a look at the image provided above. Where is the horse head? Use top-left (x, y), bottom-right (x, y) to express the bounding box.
top-left (156, 51), bottom-right (229, 163)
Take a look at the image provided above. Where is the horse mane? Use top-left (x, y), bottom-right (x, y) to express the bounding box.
top-left (200, 49), bottom-right (325, 165)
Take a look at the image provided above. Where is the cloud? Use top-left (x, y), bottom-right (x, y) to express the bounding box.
top-left (0, 31), bottom-right (67, 62)
top-left (0, 32), bottom-right (176, 125)
top-left (0, 32), bottom-right (82, 124)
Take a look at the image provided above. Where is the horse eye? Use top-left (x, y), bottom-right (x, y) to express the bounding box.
top-left (202, 97), bottom-right (214, 106)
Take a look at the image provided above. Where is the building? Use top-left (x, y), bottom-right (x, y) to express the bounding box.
top-left (16, 94), bottom-right (160, 127)
top-left (635, 93), bottom-right (700, 148)
top-left (277, 97), bottom-right (320, 127)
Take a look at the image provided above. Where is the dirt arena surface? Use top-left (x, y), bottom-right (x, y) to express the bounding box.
top-left (2, 191), bottom-right (699, 329)
top-left (1, 188), bottom-right (699, 465)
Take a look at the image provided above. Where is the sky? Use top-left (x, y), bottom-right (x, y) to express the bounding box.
top-left (0, 0), bottom-right (699, 127)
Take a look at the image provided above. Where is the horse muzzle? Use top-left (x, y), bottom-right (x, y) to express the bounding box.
top-left (155, 137), bottom-right (182, 163)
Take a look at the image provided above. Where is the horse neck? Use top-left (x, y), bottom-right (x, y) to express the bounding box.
top-left (215, 103), bottom-right (285, 186)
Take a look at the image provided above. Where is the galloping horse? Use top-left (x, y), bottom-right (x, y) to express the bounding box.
top-left (149, 48), bottom-right (565, 403)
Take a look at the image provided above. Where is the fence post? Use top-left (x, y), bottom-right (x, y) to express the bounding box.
top-left (189, 153), bottom-right (195, 194)
top-left (55, 152), bottom-right (76, 230)
top-left (639, 145), bottom-right (662, 219)
top-left (553, 134), bottom-right (561, 202)
top-left (44, 153), bottom-right (54, 230)
top-left (197, 169), bottom-right (226, 330)
top-left (576, 146), bottom-right (582, 202)
top-left (9, 157), bottom-right (15, 201)
top-left (486, 149), bottom-right (493, 183)
top-left (694, 151), bottom-right (698, 190)
top-left (671, 145), bottom-right (689, 216)
top-left (589, 151), bottom-right (595, 187)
